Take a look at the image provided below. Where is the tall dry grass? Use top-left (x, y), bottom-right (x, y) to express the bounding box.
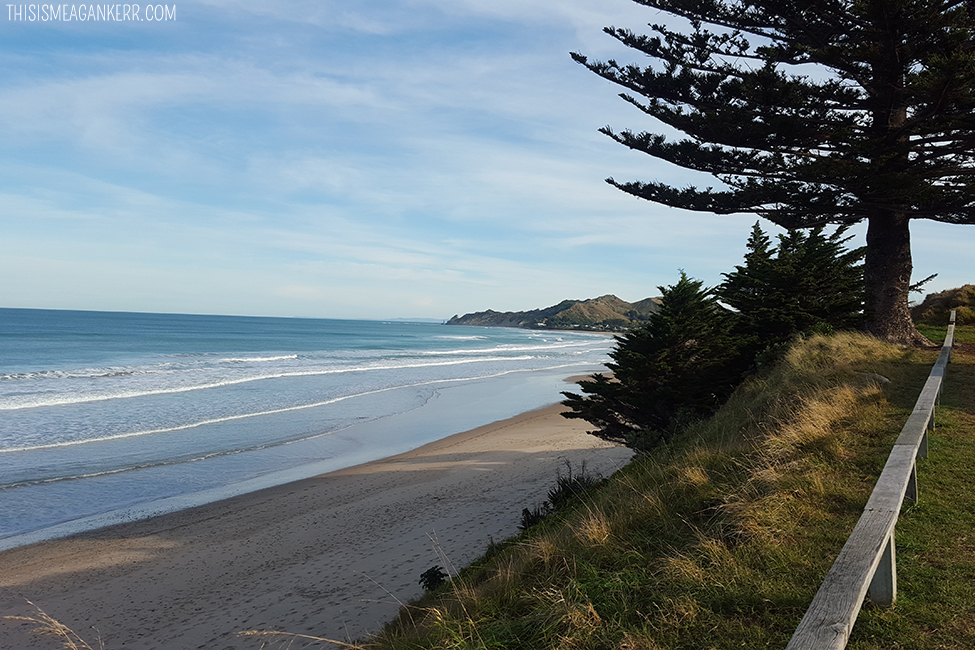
top-left (366, 332), bottom-right (918, 650)
top-left (4, 601), bottom-right (104, 650)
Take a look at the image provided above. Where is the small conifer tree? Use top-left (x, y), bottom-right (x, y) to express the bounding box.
top-left (561, 273), bottom-right (746, 451)
top-left (718, 222), bottom-right (865, 347)
top-left (563, 226), bottom-right (865, 452)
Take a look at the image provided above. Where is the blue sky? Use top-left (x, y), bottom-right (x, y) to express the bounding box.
top-left (0, 1), bottom-right (970, 320)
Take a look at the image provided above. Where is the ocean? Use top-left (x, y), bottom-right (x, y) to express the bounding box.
top-left (0, 308), bottom-right (612, 550)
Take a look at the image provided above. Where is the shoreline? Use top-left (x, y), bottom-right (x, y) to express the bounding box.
top-left (1, 363), bottom-right (611, 552)
top-left (0, 402), bottom-right (632, 649)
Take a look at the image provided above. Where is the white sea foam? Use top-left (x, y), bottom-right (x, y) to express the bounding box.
top-left (434, 334), bottom-right (488, 340)
top-left (0, 355), bottom-right (537, 412)
top-left (219, 354), bottom-right (299, 363)
top-left (0, 362), bottom-right (585, 454)
top-left (0, 367), bottom-right (151, 381)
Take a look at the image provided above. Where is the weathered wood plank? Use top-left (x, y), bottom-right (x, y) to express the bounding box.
top-left (941, 311), bottom-right (955, 362)
top-left (786, 509), bottom-right (899, 650)
top-left (894, 410), bottom-right (933, 448)
top-left (906, 460), bottom-right (918, 503)
top-left (946, 319), bottom-right (956, 362)
top-left (894, 376), bottom-right (941, 447)
top-left (864, 445), bottom-right (919, 512)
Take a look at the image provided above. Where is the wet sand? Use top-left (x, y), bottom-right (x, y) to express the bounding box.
top-left (0, 403), bottom-right (632, 649)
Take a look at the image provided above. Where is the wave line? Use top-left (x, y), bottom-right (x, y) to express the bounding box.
top-left (0, 362), bottom-right (595, 455)
top-left (0, 355), bottom-right (536, 412)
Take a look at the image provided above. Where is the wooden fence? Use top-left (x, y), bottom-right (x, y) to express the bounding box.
top-left (786, 312), bottom-right (957, 649)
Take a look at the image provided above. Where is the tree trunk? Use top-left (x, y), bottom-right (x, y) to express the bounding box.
top-left (859, 7), bottom-right (932, 347)
top-left (863, 212), bottom-right (932, 346)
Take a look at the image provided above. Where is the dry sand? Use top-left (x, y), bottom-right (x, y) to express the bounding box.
top-left (0, 403), bottom-right (632, 650)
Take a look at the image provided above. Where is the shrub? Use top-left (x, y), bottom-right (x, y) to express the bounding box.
top-left (546, 460), bottom-right (602, 512)
top-left (562, 272), bottom-right (748, 451)
top-left (519, 506), bottom-right (548, 531)
top-left (718, 222), bottom-right (865, 349)
top-left (562, 225), bottom-right (867, 453)
top-left (418, 566), bottom-right (449, 591)
top-left (519, 461), bottom-right (604, 530)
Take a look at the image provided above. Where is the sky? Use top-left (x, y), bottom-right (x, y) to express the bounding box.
top-left (0, 1), bottom-right (971, 321)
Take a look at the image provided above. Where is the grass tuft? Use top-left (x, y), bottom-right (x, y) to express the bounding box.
top-left (571, 508), bottom-right (613, 547)
top-left (3, 601), bottom-right (104, 650)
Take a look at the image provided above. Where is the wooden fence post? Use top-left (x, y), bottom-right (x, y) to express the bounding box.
top-left (868, 534), bottom-right (896, 607)
top-left (906, 461), bottom-right (918, 503)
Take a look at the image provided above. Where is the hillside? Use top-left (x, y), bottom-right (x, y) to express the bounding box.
top-left (912, 284), bottom-right (975, 324)
top-left (363, 330), bottom-right (975, 650)
top-left (445, 294), bottom-right (661, 332)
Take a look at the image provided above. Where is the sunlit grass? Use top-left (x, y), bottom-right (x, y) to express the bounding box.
top-left (917, 323), bottom-right (975, 344)
top-left (366, 332), bottom-right (954, 650)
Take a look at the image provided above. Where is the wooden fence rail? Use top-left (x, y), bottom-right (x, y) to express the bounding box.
top-left (786, 312), bottom-right (957, 650)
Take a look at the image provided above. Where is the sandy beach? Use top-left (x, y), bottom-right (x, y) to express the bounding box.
top-left (0, 402), bottom-right (632, 650)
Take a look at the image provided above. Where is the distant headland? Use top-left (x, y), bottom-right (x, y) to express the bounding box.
top-left (445, 294), bottom-right (661, 332)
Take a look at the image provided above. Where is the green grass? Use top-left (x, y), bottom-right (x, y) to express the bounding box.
top-left (916, 323), bottom-right (975, 345)
top-left (364, 332), bottom-right (975, 650)
top-left (849, 345), bottom-right (975, 649)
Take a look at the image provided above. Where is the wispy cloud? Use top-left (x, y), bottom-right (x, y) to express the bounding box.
top-left (0, 0), bottom-right (964, 318)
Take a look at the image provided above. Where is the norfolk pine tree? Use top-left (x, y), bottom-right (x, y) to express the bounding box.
top-left (573, 0), bottom-right (975, 345)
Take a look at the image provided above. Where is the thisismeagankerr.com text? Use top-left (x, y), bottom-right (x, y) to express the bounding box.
top-left (7, 4), bottom-right (176, 21)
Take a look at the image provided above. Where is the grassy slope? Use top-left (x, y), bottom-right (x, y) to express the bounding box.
top-left (850, 326), bottom-right (975, 649)
top-left (364, 329), bottom-right (975, 650)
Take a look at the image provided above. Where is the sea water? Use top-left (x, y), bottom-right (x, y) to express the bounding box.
top-left (0, 308), bottom-right (612, 549)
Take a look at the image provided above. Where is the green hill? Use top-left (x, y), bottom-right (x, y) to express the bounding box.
top-left (445, 295), bottom-right (661, 332)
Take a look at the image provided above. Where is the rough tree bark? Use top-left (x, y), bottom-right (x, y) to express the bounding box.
top-left (864, 213), bottom-right (932, 345)
top-left (862, 36), bottom-right (933, 347)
